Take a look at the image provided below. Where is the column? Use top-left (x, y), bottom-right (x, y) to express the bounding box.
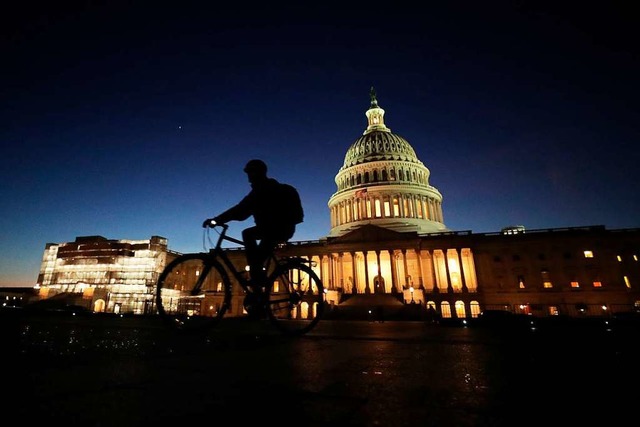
top-left (375, 251), bottom-right (383, 294)
top-left (337, 253), bottom-right (344, 289)
top-left (328, 253), bottom-right (335, 289)
top-left (363, 251), bottom-right (370, 294)
top-left (444, 250), bottom-right (453, 293)
top-left (402, 249), bottom-right (409, 287)
top-left (413, 249), bottom-right (423, 288)
top-left (430, 250), bottom-right (439, 293)
top-left (350, 252), bottom-right (358, 294)
top-left (390, 250), bottom-right (400, 293)
top-left (457, 249), bottom-right (468, 292)
top-left (322, 255), bottom-right (329, 290)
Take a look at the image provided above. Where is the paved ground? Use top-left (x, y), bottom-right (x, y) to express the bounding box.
top-left (2, 311), bottom-right (638, 426)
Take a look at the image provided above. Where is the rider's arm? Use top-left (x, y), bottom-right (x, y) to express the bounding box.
top-left (210, 193), bottom-right (254, 225)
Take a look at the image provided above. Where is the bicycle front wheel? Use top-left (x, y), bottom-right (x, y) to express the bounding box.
top-left (156, 253), bottom-right (231, 332)
top-left (266, 259), bottom-right (325, 336)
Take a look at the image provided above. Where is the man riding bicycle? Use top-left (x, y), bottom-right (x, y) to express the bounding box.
top-left (203, 159), bottom-right (303, 288)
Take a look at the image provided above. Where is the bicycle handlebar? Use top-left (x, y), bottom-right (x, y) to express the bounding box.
top-left (205, 221), bottom-right (244, 247)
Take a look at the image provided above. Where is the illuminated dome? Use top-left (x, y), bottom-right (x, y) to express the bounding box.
top-left (342, 129), bottom-right (420, 167)
top-left (328, 88), bottom-right (448, 237)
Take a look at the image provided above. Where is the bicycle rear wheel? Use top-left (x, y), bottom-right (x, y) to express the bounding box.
top-left (156, 253), bottom-right (230, 332)
top-left (266, 259), bottom-right (325, 336)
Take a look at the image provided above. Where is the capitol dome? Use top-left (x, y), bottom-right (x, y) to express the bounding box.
top-left (327, 88), bottom-right (448, 237)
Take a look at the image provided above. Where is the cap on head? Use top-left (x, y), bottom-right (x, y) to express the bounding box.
top-left (243, 159), bottom-right (267, 175)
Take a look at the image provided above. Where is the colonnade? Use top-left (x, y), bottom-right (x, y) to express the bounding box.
top-left (305, 247), bottom-right (477, 295)
top-left (330, 192), bottom-right (444, 228)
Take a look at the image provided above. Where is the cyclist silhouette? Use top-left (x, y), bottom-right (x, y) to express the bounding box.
top-left (203, 159), bottom-right (300, 286)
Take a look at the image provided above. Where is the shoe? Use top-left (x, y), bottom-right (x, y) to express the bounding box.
top-left (245, 304), bottom-right (266, 320)
top-left (243, 293), bottom-right (266, 319)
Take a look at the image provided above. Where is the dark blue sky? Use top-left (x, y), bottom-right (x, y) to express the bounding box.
top-left (1, 2), bottom-right (638, 287)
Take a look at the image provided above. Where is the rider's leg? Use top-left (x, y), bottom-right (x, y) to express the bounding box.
top-left (242, 226), bottom-right (267, 286)
top-left (253, 236), bottom-right (280, 289)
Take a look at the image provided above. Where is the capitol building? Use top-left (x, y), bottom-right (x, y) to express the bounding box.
top-left (32, 90), bottom-right (640, 320)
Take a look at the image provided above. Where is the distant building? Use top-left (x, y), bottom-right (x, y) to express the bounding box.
top-left (35, 235), bottom-right (170, 314)
top-left (33, 90), bottom-right (640, 319)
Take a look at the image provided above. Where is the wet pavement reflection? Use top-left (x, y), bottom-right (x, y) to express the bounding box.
top-left (3, 312), bottom-right (637, 426)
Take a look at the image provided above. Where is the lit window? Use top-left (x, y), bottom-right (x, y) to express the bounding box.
top-left (549, 306), bottom-right (559, 315)
top-left (541, 270), bottom-right (552, 288)
top-left (374, 199), bottom-right (382, 217)
top-left (593, 281), bottom-right (602, 288)
top-left (634, 255), bottom-right (638, 261)
top-left (571, 281), bottom-right (580, 288)
top-left (583, 250), bottom-right (593, 258)
top-left (617, 255), bottom-right (622, 262)
top-left (624, 276), bottom-right (631, 288)
top-left (383, 200), bottom-right (391, 217)
top-left (518, 275), bottom-right (525, 289)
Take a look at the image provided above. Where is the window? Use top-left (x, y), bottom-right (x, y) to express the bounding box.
top-left (470, 301), bottom-right (481, 318)
top-left (440, 301), bottom-right (452, 318)
top-left (570, 281), bottom-right (580, 288)
top-left (617, 255), bottom-right (622, 262)
top-left (518, 275), bottom-right (525, 289)
top-left (624, 276), bottom-right (631, 288)
top-left (583, 250), bottom-right (594, 258)
top-left (455, 300), bottom-right (466, 318)
top-left (548, 306), bottom-right (559, 316)
top-left (541, 270), bottom-right (553, 288)
top-left (593, 281), bottom-right (602, 288)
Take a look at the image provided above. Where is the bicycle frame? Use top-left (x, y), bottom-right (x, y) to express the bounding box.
top-left (205, 224), bottom-right (251, 289)
top-left (204, 223), bottom-right (287, 292)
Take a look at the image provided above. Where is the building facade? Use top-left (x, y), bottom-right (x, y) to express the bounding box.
top-left (32, 91), bottom-right (640, 319)
top-left (35, 235), bottom-right (171, 314)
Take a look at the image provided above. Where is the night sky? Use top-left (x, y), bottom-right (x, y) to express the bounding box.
top-left (1, 2), bottom-right (638, 287)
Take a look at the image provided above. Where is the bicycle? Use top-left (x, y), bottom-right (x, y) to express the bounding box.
top-left (155, 222), bottom-right (326, 336)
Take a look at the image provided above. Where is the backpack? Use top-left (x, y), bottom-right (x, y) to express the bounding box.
top-left (277, 183), bottom-right (304, 225)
